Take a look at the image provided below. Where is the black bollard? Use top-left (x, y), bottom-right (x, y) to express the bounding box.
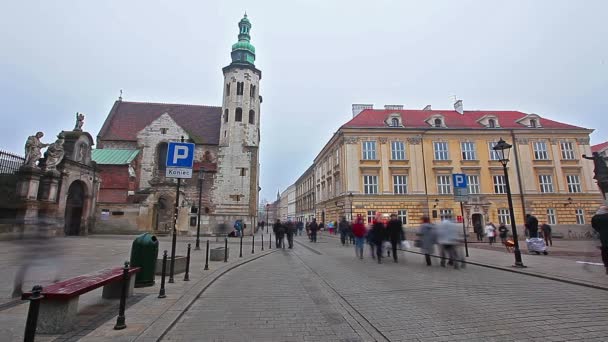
top-left (158, 250), bottom-right (167, 298)
top-left (23, 285), bottom-right (43, 342)
top-left (224, 237), bottom-right (228, 262)
top-left (169, 227), bottom-right (177, 283)
top-left (269, 233), bottom-right (272, 249)
top-left (239, 234), bottom-right (243, 258)
top-left (114, 261), bottom-right (129, 330)
top-left (204, 240), bottom-right (210, 270)
top-left (261, 234), bottom-right (264, 251)
top-left (184, 244), bottom-right (191, 281)
top-left (251, 235), bottom-right (255, 254)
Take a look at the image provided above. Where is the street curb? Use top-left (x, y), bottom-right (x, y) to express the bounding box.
top-left (137, 248), bottom-right (277, 342)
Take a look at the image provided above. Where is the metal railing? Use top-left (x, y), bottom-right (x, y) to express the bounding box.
top-left (0, 149), bottom-right (24, 174)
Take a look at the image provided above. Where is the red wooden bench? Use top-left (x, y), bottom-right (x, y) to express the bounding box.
top-left (21, 266), bottom-right (140, 334)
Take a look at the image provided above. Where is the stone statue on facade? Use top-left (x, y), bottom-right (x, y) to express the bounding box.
top-left (583, 152), bottom-right (608, 199)
top-left (24, 132), bottom-right (49, 168)
top-left (44, 133), bottom-right (66, 173)
top-left (74, 112), bottom-right (85, 131)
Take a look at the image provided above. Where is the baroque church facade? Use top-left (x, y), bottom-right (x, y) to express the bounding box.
top-left (94, 15), bottom-right (261, 235)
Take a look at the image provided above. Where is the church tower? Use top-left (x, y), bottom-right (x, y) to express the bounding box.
top-left (212, 14), bottom-right (262, 229)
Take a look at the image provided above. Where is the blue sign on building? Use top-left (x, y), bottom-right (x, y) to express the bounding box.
top-left (452, 174), bottom-right (467, 188)
top-left (166, 142), bottom-right (195, 178)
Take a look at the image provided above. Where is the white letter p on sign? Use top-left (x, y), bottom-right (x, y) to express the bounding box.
top-left (173, 146), bottom-right (189, 164)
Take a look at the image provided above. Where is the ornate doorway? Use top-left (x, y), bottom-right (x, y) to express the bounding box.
top-left (64, 181), bottom-right (86, 235)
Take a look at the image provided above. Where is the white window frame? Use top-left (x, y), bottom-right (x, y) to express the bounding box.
top-left (497, 209), bottom-right (511, 225)
top-left (546, 208), bottom-right (557, 225)
top-left (367, 210), bottom-right (376, 224)
top-left (533, 141), bottom-right (549, 160)
top-left (335, 148), bottom-right (340, 165)
top-left (539, 174), bottom-right (554, 193)
top-left (391, 141), bottom-right (406, 160)
top-left (560, 141), bottom-right (576, 160)
top-left (460, 141), bottom-right (477, 160)
top-left (362, 141), bottom-right (377, 160)
top-left (467, 175), bottom-right (480, 194)
top-left (363, 175), bottom-right (378, 194)
top-left (493, 175), bottom-right (507, 194)
top-left (397, 210), bottom-right (407, 225)
top-left (437, 175), bottom-right (452, 194)
top-left (575, 209), bottom-right (585, 225)
top-left (393, 175), bottom-right (408, 194)
top-left (439, 209), bottom-right (453, 221)
top-left (489, 142), bottom-right (501, 160)
top-left (566, 174), bottom-right (582, 193)
top-left (434, 142), bottom-right (449, 160)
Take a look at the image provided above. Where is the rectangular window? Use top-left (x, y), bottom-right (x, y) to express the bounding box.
top-left (335, 148), bottom-right (340, 165)
top-left (566, 174), bottom-right (582, 193)
top-left (236, 82), bottom-right (244, 95)
top-left (493, 175), bottom-right (506, 194)
top-left (393, 175), bottom-right (408, 194)
top-left (440, 209), bottom-right (453, 221)
top-left (489, 142), bottom-right (501, 160)
top-left (546, 208), bottom-right (557, 225)
top-left (560, 141), bottom-right (576, 160)
top-left (362, 141), bottom-right (377, 160)
top-left (533, 141), bottom-right (549, 160)
top-left (497, 209), bottom-right (511, 225)
top-left (460, 142), bottom-right (477, 160)
top-left (575, 209), bottom-right (585, 224)
top-left (467, 175), bottom-right (480, 194)
top-left (391, 141), bottom-right (406, 160)
top-left (363, 175), bottom-right (378, 194)
top-left (367, 210), bottom-right (376, 224)
top-left (539, 174), bottom-right (554, 193)
top-left (437, 175), bottom-right (452, 194)
top-left (434, 142), bottom-right (449, 160)
top-left (397, 210), bottom-right (408, 225)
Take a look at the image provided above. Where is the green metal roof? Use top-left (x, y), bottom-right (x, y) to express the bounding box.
top-left (92, 149), bottom-right (139, 165)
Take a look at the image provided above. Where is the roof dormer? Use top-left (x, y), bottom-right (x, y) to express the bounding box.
top-left (385, 113), bottom-right (403, 128)
top-left (425, 114), bottom-right (446, 128)
top-left (516, 113), bottom-right (542, 128)
top-left (477, 115), bottom-right (500, 128)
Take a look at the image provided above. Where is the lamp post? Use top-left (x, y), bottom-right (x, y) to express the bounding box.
top-left (195, 169), bottom-right (204, 250)
top-left (348, 192), bottom-right (353, 221)
top-left (493, 138), bottom-right (525, 268)
top-left (265, 203), bottom-right (269, 233)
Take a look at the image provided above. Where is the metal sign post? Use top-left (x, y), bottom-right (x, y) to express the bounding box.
top-left (166, 137), bottom-right (195, 282)
top-left (453, 173), bottom-right (469, 257)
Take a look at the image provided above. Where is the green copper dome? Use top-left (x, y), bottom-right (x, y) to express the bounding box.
top-left (229, 13), bottom-right (256, 66)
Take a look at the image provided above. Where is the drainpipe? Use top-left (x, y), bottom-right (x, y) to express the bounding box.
top-left (510, 130), bottom-right (527, 218)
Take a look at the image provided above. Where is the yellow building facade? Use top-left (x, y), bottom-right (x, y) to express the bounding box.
top-left (296, 105), bottom-right (603, 233)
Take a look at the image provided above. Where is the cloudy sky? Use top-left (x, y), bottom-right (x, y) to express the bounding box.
top-left (1, 0), bottom-right (607, 202)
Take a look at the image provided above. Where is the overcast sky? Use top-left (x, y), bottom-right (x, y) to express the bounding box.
top-left (1, 0), bottom-right (607, 202)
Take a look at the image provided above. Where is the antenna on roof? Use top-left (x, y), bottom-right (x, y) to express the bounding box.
top-left (118, 89), bottom-right (123, 101)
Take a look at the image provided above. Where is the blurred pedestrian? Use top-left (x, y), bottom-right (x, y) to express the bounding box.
top-left (273, 219), bottom-right (285, 248)
top-left (498, 222), bottom-right (508, 244)
top-left (474, 221), bottom-right (483, 242)
top-left (339, 216), bottom-right (350, 246)
top-left (370, 214), bottom-right (386, 263)
top-left (437, 219), bottom-right (461, 269)
top-left (352, 215), bottom-right (366, 259)
top-left (416, 216), bottom-right (436, 266)
top-left (327, 221), bottom-right (335, 235)
top-left (485, 222), bottom-right (497, 245)
top-left (591, 205), bottom-right (608, 275)
top-left (309, 218), bottom-right (319, 243)
top-left (297, 221), bottom-right (304, 236)
top-left (286, 220), bottom-right (295, 249)
top-left (387, 213), bottom-right (405, 263)
top-left (541, 222), bottom-right (553, 247)
top-left (525, 214), bottom-right (539, 238)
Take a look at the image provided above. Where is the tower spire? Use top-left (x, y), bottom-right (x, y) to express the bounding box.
top-left (229, 14), bottom-right (256, 66)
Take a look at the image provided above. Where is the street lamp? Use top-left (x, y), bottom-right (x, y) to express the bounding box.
top-left (493, 138), bottom-right (525, 267)
top-left (265, 203), bottom-right (269, 233)
top-left (195, 168), bottom-right (204, 250)
top-left (348, 192), bottom-right (353, 221)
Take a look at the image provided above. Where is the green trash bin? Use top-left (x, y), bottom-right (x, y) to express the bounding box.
top-left (130, 233), bottom-right (159, 288)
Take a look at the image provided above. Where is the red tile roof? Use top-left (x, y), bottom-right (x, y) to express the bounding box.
top-left (342, 109), bottom-right (586, 130)
top-left (592, 141), bottom-right (608, 153)
top-left (98, 101), bottom-right (222, 145)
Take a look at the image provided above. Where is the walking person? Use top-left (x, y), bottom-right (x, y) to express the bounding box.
top-left (541, 222), bottom-right (553, 247)
top-left (474, 221), bottom-right (483, 242)
top-left (339, 217), bottom-right (349, 246)
top-left (286, 220), bottom-right (295, 249)
top-left (309, 218), bottom-right (319, 243)
top-left (352, 215), bottom-right (366, 259)
top-left (416, 216), bottom-right (436, 266)
top-left (437, 219), bottom-right (461, 269)
top-left (387, 213), bottom-right (405, 263)
top-left (591, 205), bottom-right (608, 275)
top-left (498, 222), bottom-right (508, 244)
top-left (525, 214), bottom-right (539, 238)
top-left (297, 221), bottom-right (304, 236)
top-left (273, 219), bottom-right (285, 248)
top-left (485, 222), bottom-right (497, 246)
top-left (370, 214), bottom-right (386, 263)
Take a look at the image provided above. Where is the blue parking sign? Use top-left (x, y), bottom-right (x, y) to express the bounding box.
top-left (453, 174), bottom-right (467, 188)
top-left (166, 142), bottom-right (195, 178)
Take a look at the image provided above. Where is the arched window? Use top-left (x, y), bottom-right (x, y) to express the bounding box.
top-left (391, 118), bottom-right (399, 127)
top-left (434, 118), bottom-right (442, 127)
top-left (250, 85), bottom-right (256, 98)
top-left (488, 119), bottom-right (496, 128)
top-left (157, 142), bottom-right (168, 171)
top-left (224, 109), bottom-right (229, 123)
top-left (249, 110), bottom-right (255, 124)
top-left (237, 82), bottom-right (244, 95)
top-left (226, 83), bottom-right (230, 96)
top-left (235, 108), bottom-right (243, 122)
top-left (530, 119), bottom-right (537, 128)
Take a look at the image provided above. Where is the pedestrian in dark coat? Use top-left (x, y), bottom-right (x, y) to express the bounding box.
top-left (273, 219), bottom-right (285, 248)
top-left (474, 221), bottom-right (483, 241)
top-left (339, 217), bottom-right (350, 246)
top-left (525, 214), bottom-right (539, 238)
top-left (591, 205), bottom-right (608, 275)
top-left (498, 223), bottom-right (508, 244)
top-left (386, 214), bottom-right (404, 263)
top-left (309, 218), bottom-right (319, 242)
top-left (370, 215), bottom-right (386, 263)
top-left (416, 216), bottom-right (436, 266)
top-left (286, 220), bottom-right (295, 248)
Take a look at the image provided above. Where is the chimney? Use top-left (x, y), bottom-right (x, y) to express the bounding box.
top-left (384, 105), bottom-right (404, 110)
top-left (454, 99), bottom-right (463, 114)
top-left (352, 104), bottom-right (374, 117)
top-left (423, 105), bottom-right (432, 111)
